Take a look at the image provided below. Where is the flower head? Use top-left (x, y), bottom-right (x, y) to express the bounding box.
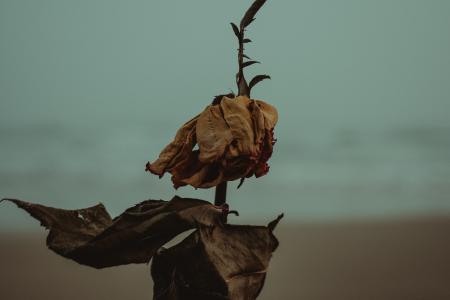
top-left (146, 95), bottom-right (277, 189)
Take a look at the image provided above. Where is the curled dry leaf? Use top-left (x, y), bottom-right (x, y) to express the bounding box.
top-left (146, 95), bottom-right (278, 189)
top-left (151, 215), bottom-right (283, 300)
top-left (1, 196), bottom-right (226, 268)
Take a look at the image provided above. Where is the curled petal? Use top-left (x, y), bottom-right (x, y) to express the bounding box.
top-left (146, 115), bottom-right (198, 176)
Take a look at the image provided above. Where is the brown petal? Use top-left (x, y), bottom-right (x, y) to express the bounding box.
top-left (254, 99), bottom-right (278, 129)
top-left (249, 100), bottom-right (266, 144)
top-left (196, 104), bottom-right (233, 163)
top-left (220, 96), bottom-right (256, 156)
top-left (147, 115), bottom-right (199, 175)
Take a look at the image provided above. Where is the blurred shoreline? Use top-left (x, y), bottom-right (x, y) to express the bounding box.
top-left (1, 216), bottom-right (449, 300)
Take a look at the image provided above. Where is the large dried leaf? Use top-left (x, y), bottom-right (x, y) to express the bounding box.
top-left (1, 196), bottom-right (225, 268)
top-left (151, 214), bottom-right (283, 300)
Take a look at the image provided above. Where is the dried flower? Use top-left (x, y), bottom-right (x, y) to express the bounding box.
top-left (146, 95), bottom-right (277, 189)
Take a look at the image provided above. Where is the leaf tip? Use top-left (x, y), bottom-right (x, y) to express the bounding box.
top-left (1, 198), bottom-right (19, 205)
top-left (237, 177), bottom-right (245, 189)
top-left (267, 213), bottom-right (284, 231)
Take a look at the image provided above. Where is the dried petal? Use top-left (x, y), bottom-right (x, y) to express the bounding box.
top-left (220, 96), bottom-right (255, 157)
top-left (197, 104), bottom-right (233, 163)
top-left (146, 115), bottom-right (198, 176)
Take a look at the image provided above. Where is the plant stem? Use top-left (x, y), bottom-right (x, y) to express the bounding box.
top-left (236, 25), bottom-right (249, 96)
top-left (214, 181), bottom-right (227, 206)
top-left (215, 181), bottom-right (227, 223)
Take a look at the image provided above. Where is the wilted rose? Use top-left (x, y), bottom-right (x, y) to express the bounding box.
top-left (146, 95), bottom-right (278, 189)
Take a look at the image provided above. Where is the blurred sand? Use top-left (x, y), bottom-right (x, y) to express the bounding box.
top-left (1, 217), bottom-right (450, 300)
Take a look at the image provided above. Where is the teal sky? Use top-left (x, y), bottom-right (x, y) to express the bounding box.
top-left (1, 0), bottom-right (449, 126)
top-left (1, 1), bottom-right (450, 228)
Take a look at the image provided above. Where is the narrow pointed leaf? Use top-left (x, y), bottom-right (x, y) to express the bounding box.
top-left (242, 60), bottom-right (260, 68)
top-left (240, 0), bottom-right (267, 28)
top-left (243, 38), bottom-right (252, 43)
top-left (243, 54), bottom-right (252, 60)
top-left (249, 74), bottom-right (271, 90)
top-left (230, 22), bottom-right (240, 39)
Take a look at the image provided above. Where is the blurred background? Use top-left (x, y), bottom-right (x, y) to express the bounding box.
top-left (1, 0), bottom-right (449, 299)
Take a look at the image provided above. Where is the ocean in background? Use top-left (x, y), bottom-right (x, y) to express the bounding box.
top-left (1, 114), bottom-right (449, 229)
top-left (1, 0), bottom-right (450, 230)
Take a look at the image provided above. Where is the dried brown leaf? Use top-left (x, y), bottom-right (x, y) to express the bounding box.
top-left (151, 215), bottom-right (282, 300)
top-left (1, 196), bottom-right (225, 268)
